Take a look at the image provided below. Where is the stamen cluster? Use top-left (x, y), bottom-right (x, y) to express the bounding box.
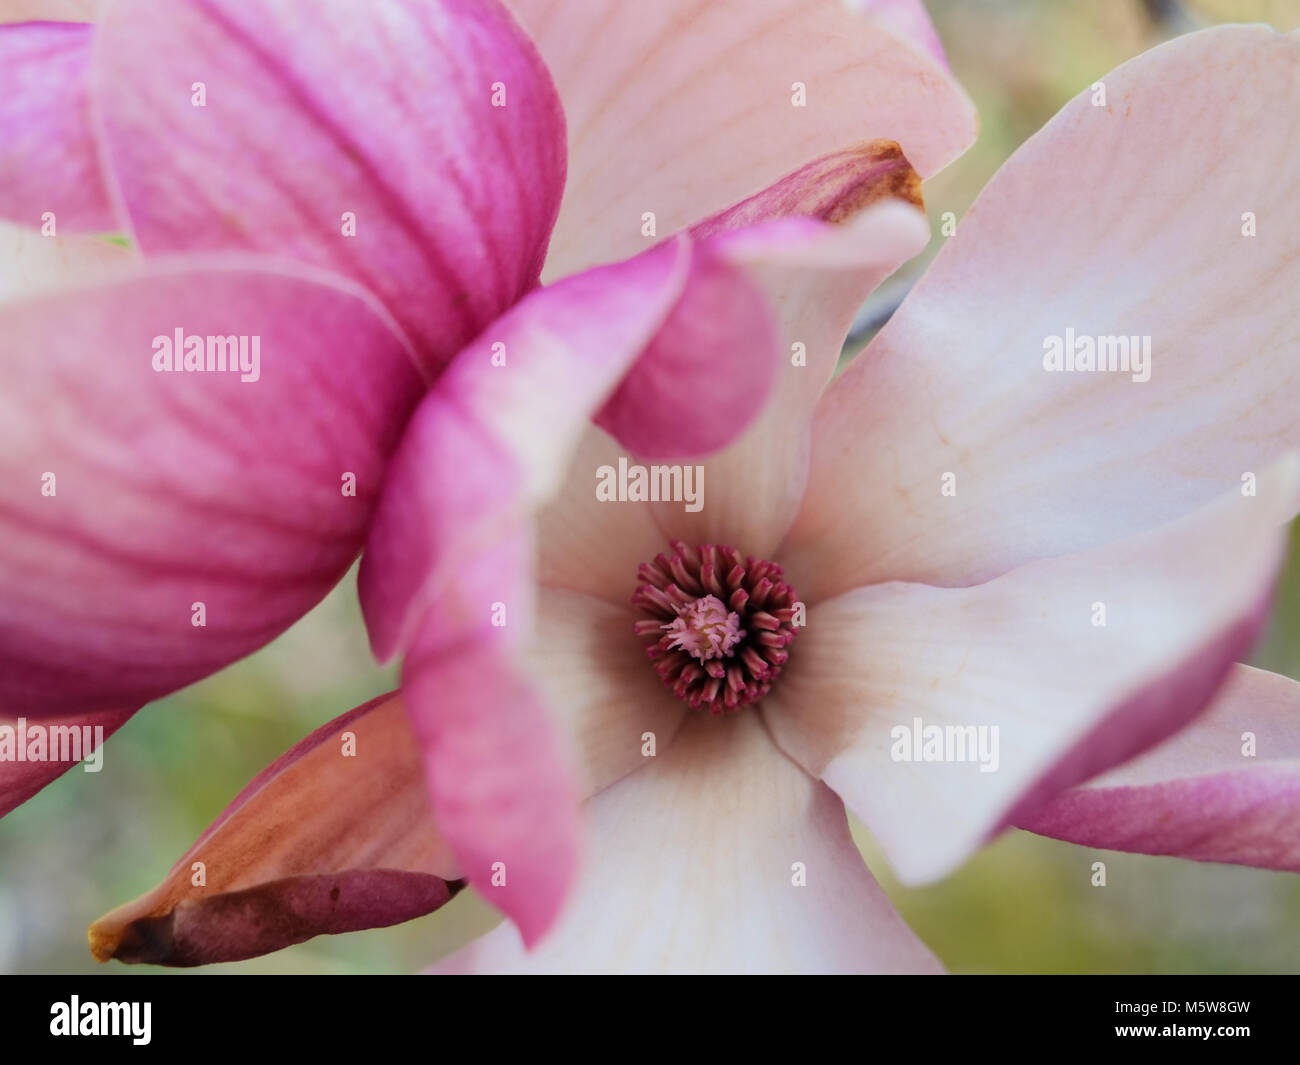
top-left (633, 541), bottom-right (799, 714)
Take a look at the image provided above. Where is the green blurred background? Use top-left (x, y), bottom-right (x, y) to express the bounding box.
top-left (3, 0), bottom-right (1299, 974)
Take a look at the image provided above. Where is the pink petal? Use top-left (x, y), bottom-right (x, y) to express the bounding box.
top-left (591, 238), bottom-right (778, 461)
top-left (399, 564), bottom-right (686, 949)
top-left (0, 705), bottom-right (133, 818)
top-left (648, 146), bottom-right (931, 555)
top-left (782, 26), bottom-right (1300, 602)
top-left (360, 235), bottom-right (777, 658)
top-left (0, 21), bottom-right (114, 231)
top-left (1018, 664), bottom-right (1300, 871)
top-left (93, 0), bottom-right (566, 375)
top-left (399, 524), bottom-right (582, 949)
top-left (507, 0), bottom-right (975, 280)
top-left (764, 459), bottom-right (1299, 884)
top-left (0, 255), bottom-right (423, 716)
top-left (88, 693), bottom-right (462, 966)
top-left (436, 712), bottom-right (942, 974)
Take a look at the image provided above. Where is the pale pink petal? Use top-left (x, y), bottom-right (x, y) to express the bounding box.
top-left (0, 21), bottom-right (114, 231)
top-left (782, 26), bottom-right (1300, 602)
top-left (360, 235), bottom-right (776, 658)
top-left (525, 588), bottom-right (686, 797)
top-left (508, 0), bottom-right (975, 280)
top-left (535, 424), bottom-right (676, 603)
top-left (849, 0), bottom-right (948, 67)
top-left (647, 147), bottom-right (930, 555)
top-left (436, 712), bottom-right (942, 974)
top-left (0, 218), bottom-right (134, 301)
top-left (94, 0), bottom-right (566, 375)
top-left (765, 460), bottom-right (1299, 884)
top-left (0, 1), bottom-right (97, 21)
top-left (1018, 664), bottom-right (1300, 871)
top-left (0, 705), bottom-right (133, 818)
top-left (88, 693), bottom-right (462, 966)
top-left (0, 255), bottom-right (423, 716)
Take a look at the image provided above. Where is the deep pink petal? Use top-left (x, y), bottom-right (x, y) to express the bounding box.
top-left (765, 459), bottom-right (1299, 883)
top-left (89, 693), bottom-right (461, 966)
top-left (0, 255), bottom-right (423, 715)
top-left (0, 705), bottom-right (133, 818)
top-left (507, 0), bottom-right (974, 280)
top-left (1017, 664), bottom-right (1300, 871)
top-left (436, 712), bottom-right (942, 974)
top-left (0, 21), bottom-right (114, 231)
top-left (94, 0), bottom-right (566, 375)
top-left (782, 26), bottom-right (1300, 601)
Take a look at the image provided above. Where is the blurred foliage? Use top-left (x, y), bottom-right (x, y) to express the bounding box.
top-left (2, 0), bottom-right (1299, 974)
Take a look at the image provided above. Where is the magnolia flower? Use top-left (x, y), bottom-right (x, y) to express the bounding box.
top-left (0, 0), bottom-right (976, 960)
top-left (0, 0), bottom-right (971, 819)
top-left (89, 23), bottom-right (1300, 974)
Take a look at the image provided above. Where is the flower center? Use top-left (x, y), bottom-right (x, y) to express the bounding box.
top-left (632, 541), bottom-right (799, 715)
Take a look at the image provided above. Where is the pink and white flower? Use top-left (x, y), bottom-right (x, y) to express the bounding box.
top-left (0, 0), bottom-right (970, 823)
top-left (85, 17), bottom-right (1300, 974)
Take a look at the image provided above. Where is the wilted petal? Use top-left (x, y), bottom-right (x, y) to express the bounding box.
top-left (94, 0), bottom-right (566, 374)
top-left (0, 705), bottom-right (133, 818)
top-left (783, 26), bottom-right (1300, 601)
top-left (0, 21), bottom-right (114, 231)
top-left (88, 693), bottom-right (462, 966)
top-left (0, 256), bottom-right (423, 716)
top-left (765, 460), bottom-right (1298, 884)
top-left (436, 712), bottom-right (942, 974)
top-left (508, 0), bottom-right (974, 279)
top-left (1018, 664), bottom-right (1300, 870)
